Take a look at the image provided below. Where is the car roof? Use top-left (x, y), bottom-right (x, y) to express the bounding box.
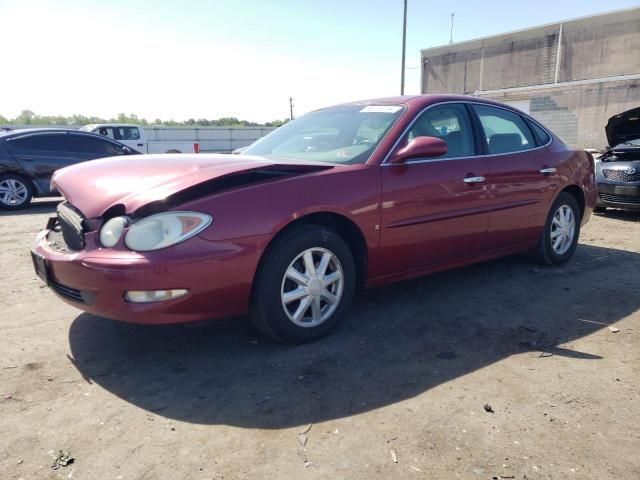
top-left (320, 94), bottom-right (520, 112)
top-left (84, 124), bottom-right (140, 128)
top-left (0, 128), bottom-right (131, 146)
top-left (2, 128), bottom-right (107, 138)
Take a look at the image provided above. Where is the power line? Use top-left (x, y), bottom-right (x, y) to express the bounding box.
top-left (400, 0), bottom-right (408, 95)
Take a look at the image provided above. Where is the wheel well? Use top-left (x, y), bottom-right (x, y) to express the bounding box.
top-left (259, 212), bottom-right (368, 290)
top-left (561, 185), bottom-right (585, 217)
top-left (166, 149), bottom-right (181, 154)
top-left (0, 171), bottom-right (36, 194)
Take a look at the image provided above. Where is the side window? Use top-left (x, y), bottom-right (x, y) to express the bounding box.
top-left (473, 105), bottom-right (535, 154)
top-left (114, 127), bottom-right (140, 141)
top-left (8, 134), bottom-right (68, 152)
top-left (406, 104), bottom-right (475, 158)
top-left (68, 135), bottom-right (123, 155)
top-left (526, 119), bottom-right (551, 146)
top-left (97, 127), bottom-right (116, 139)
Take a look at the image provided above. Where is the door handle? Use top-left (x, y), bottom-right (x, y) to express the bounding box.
top-left (463, 176), bottom-right (485, 184)
top-left (539, 167), bottom-right (557, 174)
top-left (137, 143), bottom-right (144, 147)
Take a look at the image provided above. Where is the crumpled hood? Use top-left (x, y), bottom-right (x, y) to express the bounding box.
top-left (606, 107), bottom-right (640, 147)
top-left (52, 153), bottom-right (331, 218)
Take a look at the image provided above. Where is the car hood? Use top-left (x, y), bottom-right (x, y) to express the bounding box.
top-left (606, 106), bottom-right (640, 147)
top-left (52, 154), bottom-right (333, 218)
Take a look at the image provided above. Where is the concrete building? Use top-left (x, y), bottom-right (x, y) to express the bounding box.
top-left (420, 7), bottom-right (640, 149)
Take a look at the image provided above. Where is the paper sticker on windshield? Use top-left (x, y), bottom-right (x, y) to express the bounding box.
top-left (359, 106), bottom-right (402, 113)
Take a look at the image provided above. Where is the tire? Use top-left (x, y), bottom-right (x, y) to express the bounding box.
top-left (250, 225), bottom-right (356, 344)
top-left (0, 173), bottom-right (33, 210)
top-left (532, 192), bottom-right (581, 266)
top-left (166, 149), bottom-right (181, 154)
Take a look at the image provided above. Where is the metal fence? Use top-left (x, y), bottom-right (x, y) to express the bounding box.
top-left (0, 125), bottom-right (276, 152)
top-left (144, 127), bottom-right (275, 152)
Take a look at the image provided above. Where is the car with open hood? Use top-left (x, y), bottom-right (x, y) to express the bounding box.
top-left (595, 106), bottom-right (640, 211)
top-left (31, 95), bottom-right (597, 343)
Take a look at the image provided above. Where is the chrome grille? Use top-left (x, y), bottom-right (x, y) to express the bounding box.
top-left (602, 168), bottom-right (640, 183)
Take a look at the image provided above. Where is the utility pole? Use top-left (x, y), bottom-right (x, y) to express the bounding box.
top-left (289, 96), bottom-right (294, 120)
top-left (400, 0), bottom-right (407, 95)
top-left (449, 13), bottom-right (455, 44)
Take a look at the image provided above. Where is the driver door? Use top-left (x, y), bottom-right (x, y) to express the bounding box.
top-left (379, 103), bottom-right (489, 276)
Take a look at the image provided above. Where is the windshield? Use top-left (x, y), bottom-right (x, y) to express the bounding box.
top-left (245, 104), bottom-right (405, 164)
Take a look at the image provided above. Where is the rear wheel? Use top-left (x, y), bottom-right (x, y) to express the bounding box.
top-left (0, 174), bottom-right (33, 210)
top-left (532, 192), bottom-right (581, 265)
top-left (250, 225), bottom-right (356, 344)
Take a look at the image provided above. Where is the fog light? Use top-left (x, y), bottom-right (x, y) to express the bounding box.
top-left (124, 289), bottom-right (188, 303)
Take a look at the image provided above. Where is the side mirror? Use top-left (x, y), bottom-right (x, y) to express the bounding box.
top-left (388, 136), bottom-right (447, 164)
top-left (122, 146), bottom-right (132, 155)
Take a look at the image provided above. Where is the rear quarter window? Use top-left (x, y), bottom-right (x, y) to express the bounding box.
top-left (527, 120), bottom-right (551, 146)
top-left (473, 105), bottom-right (536, 154)
top-left (68, 135), bottom-right (123, 155)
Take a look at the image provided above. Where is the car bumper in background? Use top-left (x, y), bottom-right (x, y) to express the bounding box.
top-left (597, 183), bottom-right (640, 211)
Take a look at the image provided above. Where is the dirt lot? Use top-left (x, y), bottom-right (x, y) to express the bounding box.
top-left (1, 199), bottom-right (639, 480)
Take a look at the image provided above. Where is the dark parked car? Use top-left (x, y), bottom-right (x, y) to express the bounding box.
top-left (0, 128), bottom-right (138, 210)
top-left (595, 107), bottom-right (640, 211)
top-left (31, 95), bottom-right (597, 344)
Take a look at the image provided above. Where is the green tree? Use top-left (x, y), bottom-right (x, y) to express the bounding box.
top-left (16, 109), bottom-right (35, 124)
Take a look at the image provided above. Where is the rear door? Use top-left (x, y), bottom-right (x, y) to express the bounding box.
top-left (112, 126), bottom-right (144, 151)
top-left (380, 103), bottom-right (489, 276)
top-left (5, 133), bottom-right (76, 193)
top-left (471, 104), bottom-right (559, 250)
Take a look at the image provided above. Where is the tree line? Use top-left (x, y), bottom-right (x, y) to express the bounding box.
top-left (0, 110), bottom-right (290, 128)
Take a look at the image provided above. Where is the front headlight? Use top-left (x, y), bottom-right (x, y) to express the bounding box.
top-left (100, 216), bottom-right (128, 248)
top-left (124, 211), bottom-right (212, 252)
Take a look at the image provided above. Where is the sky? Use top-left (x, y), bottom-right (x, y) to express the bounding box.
top-left (0, 0), bottom-right (637, 123)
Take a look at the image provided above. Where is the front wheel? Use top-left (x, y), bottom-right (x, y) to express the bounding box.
top-left (250, 225), bottom-right (356, 344)
top-left (532, 192), bottom-right (581, 265)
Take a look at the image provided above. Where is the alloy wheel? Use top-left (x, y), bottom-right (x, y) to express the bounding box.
top-left (0, 178), bottom-right (29, 206)
top-left (550, 204), bottom-right (576, 255)
top-left (280, 247), bottom-right (344, 328)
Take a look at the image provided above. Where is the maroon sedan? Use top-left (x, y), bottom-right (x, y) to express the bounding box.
top-left (32, 95), bottom-right (597, 343)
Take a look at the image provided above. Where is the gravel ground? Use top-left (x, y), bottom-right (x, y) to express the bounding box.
top-left (1, 199), bottom-right (639, 480)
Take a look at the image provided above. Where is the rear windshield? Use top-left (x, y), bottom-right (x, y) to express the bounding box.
top-left (245, 104), bottom-right (405, 164)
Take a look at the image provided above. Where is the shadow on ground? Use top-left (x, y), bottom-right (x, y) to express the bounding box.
top-left (0, 198), bottom-right (60, 217)
top-left (594, 208), bottom-right (640, 223)
top-left (68, 244), bottom-right (639, 428)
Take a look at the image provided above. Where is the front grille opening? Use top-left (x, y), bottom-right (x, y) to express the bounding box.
top-left (51, 281), bottom-right (94, 304)
top-left (600, 193), bottom-right (640, 205)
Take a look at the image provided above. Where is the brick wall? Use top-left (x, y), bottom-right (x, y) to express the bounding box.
top-left (482, 79), bottom-right (640, 149)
